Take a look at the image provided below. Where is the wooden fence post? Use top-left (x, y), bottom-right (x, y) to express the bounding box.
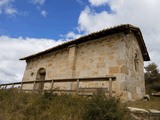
top-left (51, 80), bottom-right (54, 90)
top-left (76, 79), bottom-right (79, 95)
top-left (20, 82), bottom-right (23, 90)
top-left (4, 85), bottom-right (7, 89)
top-left (109, 77), bottom-right (112, 98)
top-left (12, 83), bottom-right (14, 88)
top-left (33, 81), bottom-right (36, 91)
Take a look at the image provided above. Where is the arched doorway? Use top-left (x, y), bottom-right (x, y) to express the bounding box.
top-left (35, 68), bottom-right (46, 90)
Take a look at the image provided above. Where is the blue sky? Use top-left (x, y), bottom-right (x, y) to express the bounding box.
top-left (1, 0), bottom-right (160, 83)
top-left (0, 0), bottom-right (82, 39)
top-left (0, 0), bottom-right (111, 39)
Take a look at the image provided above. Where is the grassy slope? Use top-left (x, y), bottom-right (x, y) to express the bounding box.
top-left (126, 96), bottom-right (160, 110)
top-left (0, 90), bottom-right (127, 120)
top-left (0, 89), bottom-right (159, 120)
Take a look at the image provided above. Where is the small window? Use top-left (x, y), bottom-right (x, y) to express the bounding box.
top-left (134, 52), bottom-right (139, 72)
top-left (30, 72), bottom-right (34, 77)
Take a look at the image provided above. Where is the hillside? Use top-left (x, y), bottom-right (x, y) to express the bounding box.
top-left (0, 89), bottom-right (128, 120)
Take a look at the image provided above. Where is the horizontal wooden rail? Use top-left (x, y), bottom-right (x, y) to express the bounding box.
top-left (0, 77), bottom-right (116, 86)
top-left (0, 76), bottom-right (116, 97)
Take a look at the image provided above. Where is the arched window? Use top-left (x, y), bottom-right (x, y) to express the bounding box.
top-left (35, 68), bottom-right (46, 90)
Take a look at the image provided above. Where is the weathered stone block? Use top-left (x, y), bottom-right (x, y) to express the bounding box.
top-left (108, 55), bottom-right (114, 60)
top-left (48, 63), bottom-right (52, 67)
top-left (109, 66), bottom-right (119, 74)
top-left (121, 91), bottom-right (132, 101)
top-left (92, 71), bottom-right (98, 76)
top-left (97, 62), bottom-right (105, 68)
top-left (116, 59), bottom-right (124, 65)
top-left (120, 65), bottom-right (129, 74)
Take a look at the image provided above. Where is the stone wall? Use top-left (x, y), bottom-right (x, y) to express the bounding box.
top-left (22, 32), bottom-right (145, 100)
top-left (122, 33), bottom-right (145, 100)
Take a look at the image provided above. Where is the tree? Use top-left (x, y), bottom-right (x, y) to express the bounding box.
top-left (145, 63), bottom-right (160, 84)
top-left (145, 62), bottom-right (160, 93)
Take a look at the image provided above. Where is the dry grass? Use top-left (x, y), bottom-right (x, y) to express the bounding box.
top-left (126, 96), bottom-right (160, 110)
top-left (0, 90), bottom-right (86, 120)
top-left (0, 89), bottom-right (127, 120)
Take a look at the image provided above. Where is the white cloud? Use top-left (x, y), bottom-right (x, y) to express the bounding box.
top-left (30, 0), bottom-right (47, 17)
top-left (31, 0), bottom-right (46, 5)
top-left (0, 0), bottom-right (17, 16)
top-left (78, 0), bottom-right (160, 67)
top-left (41, 10), bottom-right (47, 17)
top-left (0, 0), bottom-right (10, 6)
top-left (5, 7), bottom-right (17, 15)
top-left (89, 0), bottom-right (108, 6)
top-left (77, 0), bottom-right (83, 5)
top-left (66, 31), bottom-right (82, 40)
top-left (0, 36), bottom-right (63, 83)
top-left (78, 7), bottom-right (113, 33)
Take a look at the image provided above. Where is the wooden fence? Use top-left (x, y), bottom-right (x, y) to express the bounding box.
top-left (0, 77), bottom-right (116, 97)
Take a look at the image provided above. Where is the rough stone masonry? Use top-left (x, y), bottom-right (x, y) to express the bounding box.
top-left (20, 24), bottom-right (150, 101)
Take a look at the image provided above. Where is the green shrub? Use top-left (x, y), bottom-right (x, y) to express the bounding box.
top-left (83, 94), bottom-right (126, 120)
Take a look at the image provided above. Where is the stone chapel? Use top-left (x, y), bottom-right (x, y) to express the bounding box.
top-left (20, 24), bottom-right (150, 101)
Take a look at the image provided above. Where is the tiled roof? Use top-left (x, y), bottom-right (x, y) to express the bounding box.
top-left (20, 24), bottom-right (150, 61)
